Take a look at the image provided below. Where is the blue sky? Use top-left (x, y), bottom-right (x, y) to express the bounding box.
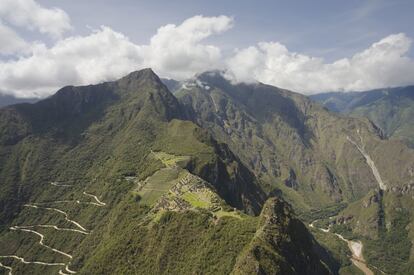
top-left (1, 0), bottom-right (414, 97)
top-left (37, 0), bottom-right (414, 60)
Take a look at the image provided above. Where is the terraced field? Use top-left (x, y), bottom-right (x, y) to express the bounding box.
top-left (136, 151), bottom-right (244, 220)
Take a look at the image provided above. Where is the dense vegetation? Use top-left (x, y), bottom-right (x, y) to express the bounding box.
top-left (1, 69), bottom-right (414, 274)
top-left (78, 197), bottom-right (258, 274)
top-left (364, 210), bottom-right (411, 273)
top-left (0, 69), bottom-right (333, 274)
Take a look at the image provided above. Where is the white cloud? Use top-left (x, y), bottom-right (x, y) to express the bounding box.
top-left (0, 0), bottom-right (71, 38)
top-left (0, 26), bottom-right (143, 98)
top-left (1, 10), bottom-right (414, 98)
top-left (142, 15), bottom-right (233, 79)
top-left (0, 15), bottom-right (233, 98)
top-left (0, 21), bottom-right (28, 55)
top-left (227, 33), bottom-right (414, 93)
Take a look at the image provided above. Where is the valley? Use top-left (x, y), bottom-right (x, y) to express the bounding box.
top-left (334, 234), bottom-right (372, 275)
top-left (0, 68), bottom-right (413, 274)
top-left (311, 86), bottom-right (414, 148)
top-left (310, 217), bottom-right (382, 275)
top-left (1, 0), bottom-right (414, 273)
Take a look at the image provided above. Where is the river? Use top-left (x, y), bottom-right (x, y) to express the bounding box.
top-left (310, 220), bottom-right (374, 275)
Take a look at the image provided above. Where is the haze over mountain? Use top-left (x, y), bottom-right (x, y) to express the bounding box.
top-left (0, 94), bottom-right (37, 108)
top-left (311, 86), bottom-right (414, 148)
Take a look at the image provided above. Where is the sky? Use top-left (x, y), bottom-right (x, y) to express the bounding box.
top-left (1, 0), bottom-right (414, 98)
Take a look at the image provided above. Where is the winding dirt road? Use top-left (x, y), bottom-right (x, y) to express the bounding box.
top-left (0, 255), bottom-right (78, 275)
top-left (32, 198), bottom-right (104, 207)
top-left (10, 226), bottom-right (72, 259)
top-left (0, 255), bottom-right (73, 274)
top-left (0, 181), bottom-right (107, 274)
top-left (82, 192), bottom-right (106, 206)
top-left (23, 204), bottom-right (89, 233)
top-left (11, 224), bottom-right (89, 235)
top-left (50, 182), bottom-right (73, 187)
top-left (0, 262), bottom-right (12, 275)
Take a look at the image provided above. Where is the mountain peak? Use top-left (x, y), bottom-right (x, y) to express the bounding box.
top-left (120, 68), bottom-right (160, 83)
top-left (195, 70), bottom-right (230, 87)
top-left (196, 70), bottom-right (226, 79)
top-left (116, 68), bottom-right (173, 98)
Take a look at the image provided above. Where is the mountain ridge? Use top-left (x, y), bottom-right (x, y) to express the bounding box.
top-left (310, 86), bottom-right (414, 148)
top-left (0, 68), bottom-right (336, 274)
top-left (174, 72), bottom-right (414, 208)
top-left (1, 68), bottom-right (414, 274)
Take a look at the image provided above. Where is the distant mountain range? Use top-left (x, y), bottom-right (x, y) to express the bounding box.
top-left (311, 86), bottom-right (414, 148)
top-left (0, 70), bottom-right (413, 274)
top-left (0, 94), bottom-right (37, 108)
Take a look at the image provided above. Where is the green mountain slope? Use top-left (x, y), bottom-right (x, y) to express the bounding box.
top-left (327, 185), bottom-right (414, 274)
top-left (305, 87), bottom-right (414, 273)
top-left (175, 72), bottom-right (414, 211)
top-left (232, 197), bottom-right (332, 275)
top-left (311, 86), bottom-right (414, 148)
top-left (173, 73), bottom-right (414, 274)
top-left (0, 69), bottom-right (332, 274)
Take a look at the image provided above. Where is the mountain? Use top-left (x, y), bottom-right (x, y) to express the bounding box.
top-left (310, 86), bottom-right (414, 148)
top-left (2, 68), bottom-right (414, 274)
top-left (161, 78), bottom-right (181, 94)
top-left (0, 69), bottom-right (334, 274)
top-left (0, 94), bottom-right (37, 108)
top-left (174, 72), bottom-right (414, 209)
top-left (172, 72), bottom-right (414, 274)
